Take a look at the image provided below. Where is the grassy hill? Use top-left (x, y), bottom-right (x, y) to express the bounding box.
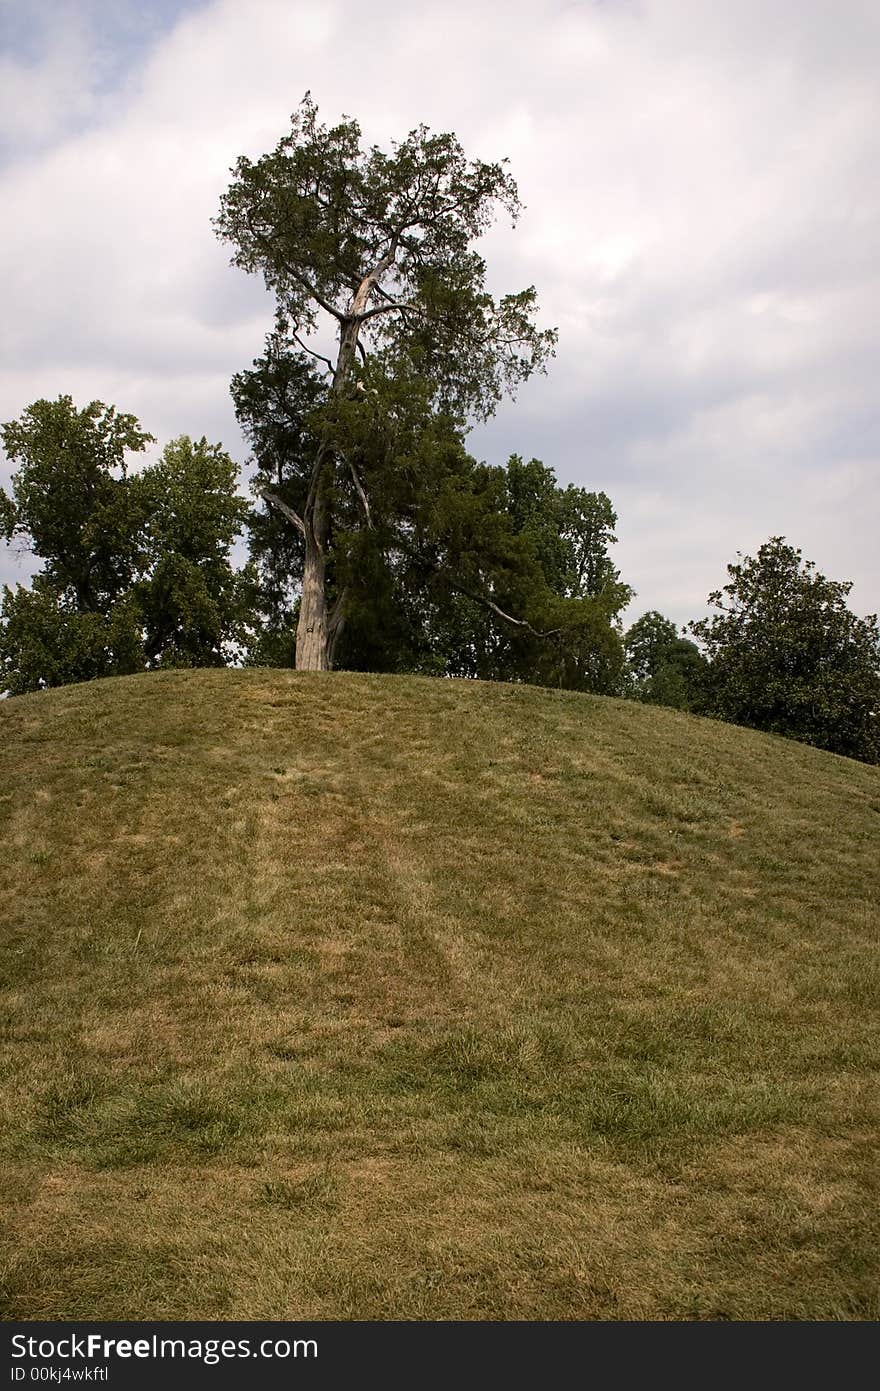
top-left (1, 669), bottom-right (878, 1321)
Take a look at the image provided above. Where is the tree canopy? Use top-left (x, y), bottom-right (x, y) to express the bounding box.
top-left (232, 328), bottom-right (630, 690)
top-left (1, 396), bottom-right (154, 613)
top-left (690, 537), bottom-right (880, 763)
top-left (0, 396), bottom-right (250, 694)
top-left (624, 610), bottom-right (707, 711)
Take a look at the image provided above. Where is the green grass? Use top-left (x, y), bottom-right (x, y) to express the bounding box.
top-left (1, 668), bottom-right (878, 1320)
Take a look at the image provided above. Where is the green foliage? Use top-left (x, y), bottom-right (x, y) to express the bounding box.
top-left (624, 610), bottom-right (707, 711)
top-left (504, 456), bottom-right (621, 601)
top-left (690, 537), bottom-right (880, 763)
top-left (411, 456), bottom-right (631, 691)
top-left (0, 580), bottom-right (143, 697)
top-left (218, 96), bottom-right (564, 672)
top-left (1, 396), bottom-right (154, 610)
top-left (234, 337), bottom-right (630, 690)
top-left (232, 332), bottom-right (323, 663)
top-left (137, 437), bottom-right (252, 668)
top-left (1, 399), bottom-right (249, 693)
top-left (215, 94), bottom-right (556, 421)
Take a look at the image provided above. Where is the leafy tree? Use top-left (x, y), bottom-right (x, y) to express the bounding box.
top-left (215, 94), bottom-right (556, 671)
top-left (423, 457), bottom-right (631, 691)
top-left (1, 397), bottom-right (250, 692)
top-left (137, 436), bottom-right (252, 668)
top-left (234, 333), bottom-right (630, 690)
top-left (689, 537), bottom-right (880, 763)
top-left (624, 610), bottom-right (707, 711)
top-left (1, 396), bottom-right (153, 692)
top-left (0, 581), bottom-right (143, 697)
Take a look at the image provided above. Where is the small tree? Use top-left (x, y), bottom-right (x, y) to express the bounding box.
top-left (215, 95), bottom-right (556, 671)
top-left (426, 458), bottom-right (631, 691)
top-left (690, 537), bottom-right (880, 763)
top-left (232, 335), bottom-right (324, 668)
top-left (624, 610), bottom-right (706, 711)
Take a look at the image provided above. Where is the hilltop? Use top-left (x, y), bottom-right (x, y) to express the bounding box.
top-left (1, 669), bottom-right (878, 1319)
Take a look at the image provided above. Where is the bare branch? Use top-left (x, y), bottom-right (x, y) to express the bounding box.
top-left (358, 299), bottom-right (418, 323)
top-left (287, 267), bottom-right (346, 325)
top-left (290, 329), bottom-right (334, 374)
top-left (304, 438), bottom-right (333, 529)
top-left (327, 587), bottom-right (349, 666)
top-left (448, 578), bottom-right (562, 638)
top-left (257, 486), bottom-right (306, 536)
top-left (345, 455), bottom-right (372, 527)
top-left (372, 282), bottom-right (402, 306)
top-left (329, 587), bottom-right (348, 633)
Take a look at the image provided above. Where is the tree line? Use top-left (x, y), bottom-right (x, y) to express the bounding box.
top-left (2, 96), bottom-right (878, 764)
top-left (2, 392), bottom-right (877, 764)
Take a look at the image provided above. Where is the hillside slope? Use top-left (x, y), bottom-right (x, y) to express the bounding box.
top-left (1, 669), bottom-right (878, 1320)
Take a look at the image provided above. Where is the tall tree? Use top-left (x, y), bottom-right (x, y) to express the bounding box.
top-left (690, 537), bottom-right (880, 764)
top-left (231, 332), bottom-right (323, 668)
top-left (215, 94), bottom-right (556, 671)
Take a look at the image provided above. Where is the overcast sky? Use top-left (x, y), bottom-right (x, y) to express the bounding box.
top-left (1, 0), bottom-right (878, 630)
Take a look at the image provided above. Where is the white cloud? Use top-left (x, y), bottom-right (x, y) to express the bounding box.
top-left (0, 14), bottom-right (94, 150)
top-left (1, 0), bottom-right (878, 630)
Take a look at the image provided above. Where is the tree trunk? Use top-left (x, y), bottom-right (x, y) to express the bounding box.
top-left (294, 315), bottom-right (360, 672)
top-left (293, 260), bottom-right (392, 671)
top-left (295, 526), bottom-right (330, 670)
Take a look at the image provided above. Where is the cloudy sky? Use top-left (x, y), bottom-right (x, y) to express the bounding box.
top-left (1, 0), bottom-right (878, 630)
